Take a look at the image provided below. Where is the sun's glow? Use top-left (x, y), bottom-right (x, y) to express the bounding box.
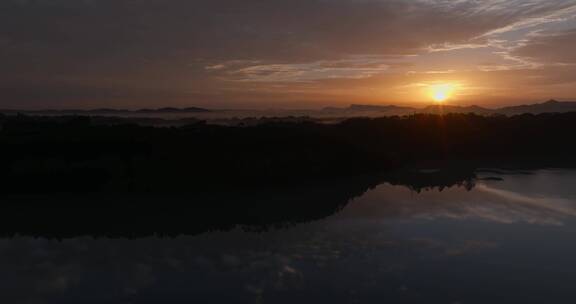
top-left (429, 83), bottom-right (456, 103)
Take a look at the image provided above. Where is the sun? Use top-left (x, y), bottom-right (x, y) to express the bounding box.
top-left (429, 83), bottom-right (456, 103)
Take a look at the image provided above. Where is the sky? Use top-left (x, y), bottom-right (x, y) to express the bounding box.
top-left (2, 0), bottom-right (576, 109)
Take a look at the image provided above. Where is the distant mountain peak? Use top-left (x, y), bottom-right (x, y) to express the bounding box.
top-left (500, 100), bottom-right (576, 114)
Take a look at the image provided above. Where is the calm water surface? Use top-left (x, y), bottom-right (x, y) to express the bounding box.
top-left (2, 169), bottom-right (576, 303)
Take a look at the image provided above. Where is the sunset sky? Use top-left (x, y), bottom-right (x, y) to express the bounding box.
top-left (2, 0), bottom-right (576, 109)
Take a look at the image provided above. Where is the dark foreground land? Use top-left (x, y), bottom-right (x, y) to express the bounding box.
top-left (0, 112), bottom-right (575, 237)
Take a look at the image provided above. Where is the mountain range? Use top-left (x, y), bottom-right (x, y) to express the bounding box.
top-left (2, 100), bottom-right (576, 117)
top-left (323, 100), bottom-right (576, 116)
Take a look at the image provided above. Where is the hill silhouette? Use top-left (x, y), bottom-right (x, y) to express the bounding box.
top-left (3, 100), bottom-right (576, 118)
top-left (499, 99), bottom-right (576, 115)
top-left (323, 100), bottom-right (576, 116)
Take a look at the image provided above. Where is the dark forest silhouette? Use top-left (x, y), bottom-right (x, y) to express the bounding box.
top-left (0, 112), bottom-right (575, 193)
top-left (0, 112), bottom-right (575, 238)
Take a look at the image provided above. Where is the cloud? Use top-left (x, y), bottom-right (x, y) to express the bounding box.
top-left (226, 56), bottom-right (395, 82)
top-left (3, 0), bottom-right (570, 67)
top-left (513, 28), bottom-right (576, 64)
top-left (477, 1), bottom-right (576, 37)
top-left (1, 0), bottom-right (575, 107)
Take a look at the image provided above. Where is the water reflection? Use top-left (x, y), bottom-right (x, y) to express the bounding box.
top-left (0, 167), bottom-right (479, 238)
top-left (2, 169), bottom-right (576, 303)
top-left (341, 170), bottom-right (576, 226)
